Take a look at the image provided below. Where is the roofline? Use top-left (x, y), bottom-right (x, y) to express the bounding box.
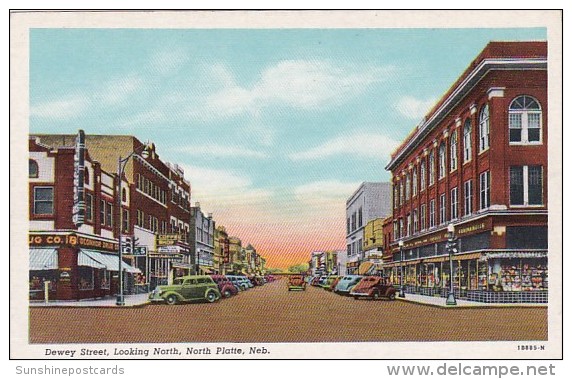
top-left (385, 57), bottom-right (547, 171)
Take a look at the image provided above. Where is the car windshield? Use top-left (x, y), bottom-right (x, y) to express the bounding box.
top-left (173, 278), bottom-right (184, 285)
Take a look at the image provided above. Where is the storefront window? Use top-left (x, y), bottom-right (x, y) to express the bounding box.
top-left (78, 266), bottom-right (94, 290)
top-left (100, 269), bottom-right (110, 289)
top-left (29, 271), bottom-right (57, 292)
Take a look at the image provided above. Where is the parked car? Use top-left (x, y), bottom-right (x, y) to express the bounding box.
top-left (287, 275), bottom-right (306, 291)
top-left (149, 275), bottom-right (221, 304)
top-left (320, 275), bottom-right (339, 290)
top-left (311, 276), bottom-right (322, 286)
top-left (334, 275), bottom-right (363, 295)
top-left (210, 274), bottom-right (239, 298)
top-left (251, 276), bottom-right (265, 286)
top-left (238, 276), bottom-right (254, 288)
top-left (327, 276), bottom-right (342, 291)
top-left (227, 275), bottom-right (248, 291)
top-left (349, 276), bottom-right (396, 300)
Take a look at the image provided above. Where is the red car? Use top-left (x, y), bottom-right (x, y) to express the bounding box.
top-left (210, 275), bottom-right (239, 298)
top-left (350, 276), bottom-right (396, 300)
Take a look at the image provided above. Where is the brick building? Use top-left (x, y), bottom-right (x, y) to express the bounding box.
top-left (383, 41), bottom-right (548, 303)
top-left (29, 132), bottom-right (193, 298)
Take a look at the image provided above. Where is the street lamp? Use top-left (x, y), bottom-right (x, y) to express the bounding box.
top-left (398, 239), bottom-right (405, 298)
top-left (446, 223), bottom-right (458, 306)
top-left (116, 143), bottom-right (150, 306)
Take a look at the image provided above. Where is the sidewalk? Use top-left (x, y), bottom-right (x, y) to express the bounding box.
top-left (29, 293), bottom-right (151, 308)
top-left (396, 292), bottom-right (547, 308)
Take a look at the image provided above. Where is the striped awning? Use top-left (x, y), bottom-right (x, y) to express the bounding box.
top-left (79, 249), bottom-right (141, 273)
top-left (483, 251), bottom-right (547, 259)
top-left (357, 262), bottom-right (374, 275)
top-left (29, 248), bottom-right (58, 270)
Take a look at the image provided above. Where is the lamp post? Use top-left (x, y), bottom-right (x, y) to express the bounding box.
top-left (116, 143), bottom-right (150, 306)
top-left (446, 223), bottom-right (458, 306)
top-left (398, 239), bottom-right (405, 298)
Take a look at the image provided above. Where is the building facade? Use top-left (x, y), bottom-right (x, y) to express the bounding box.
top-left (383, 41), bottom-right (548, 303)
top-left (345, 182), bottom-right (392, 274)
top-left (214, 225), bottom-right (230, 274)
top-left (190, 202), bottom-right (215, 274)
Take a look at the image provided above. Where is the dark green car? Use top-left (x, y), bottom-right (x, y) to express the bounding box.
top-left (149, 275), bottom-right (221, 305)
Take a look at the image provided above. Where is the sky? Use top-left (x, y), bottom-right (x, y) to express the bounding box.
top-left (29, 28), bottom-right (546, 269)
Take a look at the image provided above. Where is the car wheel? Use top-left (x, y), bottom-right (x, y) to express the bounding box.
top-left (166, 294), bottom-right (177, 305)
top-left (372, 292), bottom-right (380, 300)
top-left (205, 291), bottom-right (217, 303)
top-left (388, 292), bottom-right (396, 301)
top-left (223, 289), bottom-right (232, 298)
top-left (353, 296), bottom-right (359, 300)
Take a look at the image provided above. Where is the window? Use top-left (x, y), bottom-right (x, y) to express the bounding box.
top-left (509, 95), bottom-right (542, 144)
top-left (405, 174), bottom-right (411, 200)
top-left (106, 202), bottom-right (113, 227)
top-left (464, 180), bottom-right (473, 216)
top-left (420, 204), bottom-right (426, 231)
top-left (412, 167), bottom-right (418, 197)
top-left (510, 166), bottom-right (543, 206)
top-left (137, 209), bottom-right (145, 228)
top-left (85, 193), bottom-right (93, 221)
top-left (347, 244), bottom-right (352, 257)
top-left (479, 104), bottom-right (490, 152)
top-left (358, 207), bottom-right (363, 228)
top-left (413, 209), bottom-right (418, 234)
top-left (33, 186), bottom-right (53, 215)
top-left (393, 185), bottom-right (399, 209)
top-left (399, 181), bottom-right (404, 205)
top-left (429, 200), bottom-right (436, 228)
top-left (451, 187), bottom-right (458, 220)
top-left (399, 219), bottom-right (404, 239)
top-left (438, 142), bottom-right (446, 179)
top-left (420, 159), bottom-right (426, 191)
top-left (122, 209), bottom-right (129, 233)
top-left (439, 194), bottom-right (447, 224)
top-left (429, 150), bottom-right (435, 185)
top-left (29, 159), bottom-right (39, 178)
top-left (406, 213), bottom-right (411, 236)
top-left (84, 167), bottom-right (90, 185)
top-left (346, 218), bottom-right (351, 234)
top-left (479, 171), bottom-right (491, 210)
top-left (463, 119), bottom-right (472, 162)
top-left (161, 220), bottom-right (168, 234)
top-left (393, 221), bottom-right (398, 242)
top-left (100, 200), bottom-right (106, 225)
top-left (450, 130), bottom-right (458, 171)
top-left (122, 188), bottom-right (127, 202)
top-left (351, 213), bottom-right (357, 231)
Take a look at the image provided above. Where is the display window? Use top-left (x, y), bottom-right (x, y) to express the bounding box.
top-left (78, 266), bottom-right (94, 291)
top-left (29, 271), bottom-right (57, 292)
top-left (99, 269), bottom-right (110, 289)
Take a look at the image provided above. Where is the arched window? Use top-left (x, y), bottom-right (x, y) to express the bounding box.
top-left (420, 159), bottom-right (426, 191)
top-left (29, 159), bottom-right (38, 178)
top-left (84, 167), bottom-right (90, 185)
top-left (479, 104), bottom-right (490, 152)
top-left (509, 95), bottom-right (542, 144)
top-left (438, 142), bottom-right (446, 179)
top-left (463, 118), bottom-right (472, 162)
top-left (450, 130), bottom-right (458, 171)
top-left (412, 167), bottom-right (418, 197)
top-left (122, 188), bottom-right (127, 202)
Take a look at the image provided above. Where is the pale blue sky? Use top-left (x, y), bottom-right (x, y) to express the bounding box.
top-left (30, 28), bottom-right (546, 246)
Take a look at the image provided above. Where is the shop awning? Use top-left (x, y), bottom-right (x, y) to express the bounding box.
top-left (483, 250), bottom-right (547, 259)
top-left (79, 249), bottom-right (141, 273)
top-left (29, 248), bottom-right (58, 270)
top-left (454, 252), bottom-right (483, 261)
top-left (358, 262), bottom-right (375, 275)
top-left (422, 256), bottom-right (448, 263)
top-left (78, 251), bottom-right (106, 269)
top-left (172, 262), bottom-right (194, 269)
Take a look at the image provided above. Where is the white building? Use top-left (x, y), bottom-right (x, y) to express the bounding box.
top-left (190, 202), bottom-right (215, 274)
top-left (345, 182), bottom-right (391, 274)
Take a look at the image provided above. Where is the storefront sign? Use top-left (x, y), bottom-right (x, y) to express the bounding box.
top-left (133, 246), bottom-right (148, 256)
top-left (157, 234), bottom-right (180, 246)
top-left (29, 233), bottom-right (119, 252)
top-left (72, 130), bottom-right (86, 227)
top-left (456, 222), bottom-right (487, 236)
top-left (402, 219), bottom-right (492, 249)
top-left (157, 245), bottom-right (180, 254)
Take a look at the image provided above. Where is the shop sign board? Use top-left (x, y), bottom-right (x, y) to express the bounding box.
top-left (28, 233), bottom-right (119, 252)
top-left (72, 129), bottom-right (86, 227)
top-left (402, 219), bottom-right (492, 249)
top-left (157, 245), bottom-right (180, 254)
top-left (133, 246), bottom-right (148, 256)
top-left (157, 234), bottom-right (180, 246)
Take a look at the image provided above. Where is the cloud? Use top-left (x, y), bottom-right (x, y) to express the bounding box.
top-left (96, 76), bottom-right (144, 106)
top-left (174, 144), bottom-right (267, 159)
top-left (289, 132), bottom-right (400, 161)
top-left (394, 95), bottom-right (437, 120)
top-left (30, 96), bottom-right (88, 120)
top-left (294, 180), bottom-right (361, 204)
top-left (193, 60), bottom-right (393, 120)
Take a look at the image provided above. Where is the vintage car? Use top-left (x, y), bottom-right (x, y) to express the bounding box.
top-left (239, 276), bottom-right (254, 288)
top-left (250, 276), bottom-right (265, 286)
top-left (149, 275), bottom-right (221, 304)
top-left (210, 274), bottom-right (239, 298)
top-left (310, 276), bottom-right (322, 286)
top-left (320, 275), bottom-right (339, 290)
top-left (326, 276), bottom-right (342, 291)
top-left (227, 275), bottom-right (248, 291)
top-left (287, 275), bottom-right (306, 291)
top-left (349, 276), bottom-right (396, 300)
top-left (334, 275), bottom-right (363, 295)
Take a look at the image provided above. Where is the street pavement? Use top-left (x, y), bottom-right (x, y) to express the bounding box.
top-left (29, 279), bottom-right (548, 343)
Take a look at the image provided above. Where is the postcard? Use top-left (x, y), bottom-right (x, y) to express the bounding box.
top-left (10, 10), bottom-right (562, 362)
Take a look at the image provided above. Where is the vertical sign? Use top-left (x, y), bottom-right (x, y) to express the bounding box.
top-left (72, 130), bottom-right (86, 226)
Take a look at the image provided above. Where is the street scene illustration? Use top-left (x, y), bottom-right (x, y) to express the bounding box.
top-left (21, 23), bottom-right (555, 353)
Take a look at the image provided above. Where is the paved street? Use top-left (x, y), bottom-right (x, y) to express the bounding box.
top-left (29, 279), bottom-right (547, 344)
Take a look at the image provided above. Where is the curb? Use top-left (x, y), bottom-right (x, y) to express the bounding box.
top-left (396, 297), bottom-right (548, 309)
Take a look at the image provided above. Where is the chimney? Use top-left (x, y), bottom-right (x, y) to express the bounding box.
top-left (195, 202), bottom-right (200, 209)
